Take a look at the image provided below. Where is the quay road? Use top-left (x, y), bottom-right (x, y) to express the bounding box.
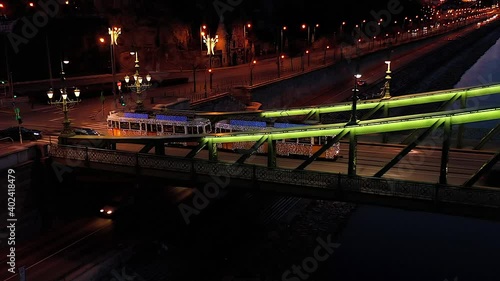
top-left (4, 11), bottom-right (497, 105)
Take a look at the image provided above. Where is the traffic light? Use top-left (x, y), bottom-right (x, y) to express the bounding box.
top-left (119, 96), bottom-right (126, 106)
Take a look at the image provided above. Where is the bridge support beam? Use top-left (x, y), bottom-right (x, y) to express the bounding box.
top-left (474, 123), bottom-right (500, 150)
top-left (305, 110), bottom-right (320, 122)
top-left (139, 143), bottom-right (155, 154)
top-left (348, 131), bottom-right (357, 176)
top-left (236, 136), bottom-right (268, 165)
top-left (456, 92), bottom-right (467, 149)
top-left (382, 103), bottom-right (389, 143)
top-left (439, 119), bottom-right (451, 185)
top-left (463, 151), bottom-right (500, 187)
top-left (267, 138), bottom-right (276, 168)
top-left (375, 120), bottom-right (444, 177)
top-left (296, 130), bottom-right (348, 171)
top-left (208, 140), bottom-right (218, 161)
top-left (361, 103), bottom-right (384, 120)
top-left (186, 140), bottom-right (208, 158)
top-left (155, 142), bottom-right (165, 155)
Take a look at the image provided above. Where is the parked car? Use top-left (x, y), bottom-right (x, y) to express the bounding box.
top-left (0, 126), bottom-right (42, 141)
top-left (357, 80), bottom-right (367, 87)
top-left (73, 127), bottom-right (101, 136)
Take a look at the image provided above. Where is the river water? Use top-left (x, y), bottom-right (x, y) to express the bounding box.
top-left (319, 38), bottom-right (500, 281)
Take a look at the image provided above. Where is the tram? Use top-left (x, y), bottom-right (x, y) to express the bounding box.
top-left (214, 119), bottom-right (340, 160)
top-left (106, 111), bottom-right (212, 137)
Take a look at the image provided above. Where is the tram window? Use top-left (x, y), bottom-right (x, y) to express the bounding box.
top-left (206, 124), bottom-right (212, 133)
top-left (285, 138), bottom-right (297, 143)
top-left (149, 124), bottom-right (158, 132)
top-left (120, 122), bottom-right (130, 130)
top-left (163, 125), bottom-right (173, 133)
top-left (130, 122), bottom-right (140, 130)
top-left (187, 126), bottom-right (195, 134)
top-left (157, 124), bottom-right (162, 132)
top-left (107, 120), bottom-right (112, 128)
top-left (298, 138), bottom-right (312, 144)
top-left (174, 126), bottom-right (186, 134)
top-left (141, 123), bottom-right (146, 131)
top-left (113, 121), bottom-right (119, 128)
top-left (314, 137), bottom-right (320, 145)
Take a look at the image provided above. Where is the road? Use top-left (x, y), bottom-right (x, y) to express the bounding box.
top-left (0, 182), bottom-right (192, 281)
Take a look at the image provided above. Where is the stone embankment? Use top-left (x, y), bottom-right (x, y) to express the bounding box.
top-left (392, 20), bottom-right (500, 96)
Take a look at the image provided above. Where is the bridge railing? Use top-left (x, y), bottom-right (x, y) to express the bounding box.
top-left (48, 144), bottom-right (500, 208)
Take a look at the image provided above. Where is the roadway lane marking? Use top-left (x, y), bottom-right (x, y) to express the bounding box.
top-left (2, 222), bottom-right (112, 281)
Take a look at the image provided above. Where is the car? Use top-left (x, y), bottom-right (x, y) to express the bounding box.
top-left (0, 126), bottom-right (42, 141)
top-left (98, 196), bottom-right (135, 219)
top-left (73, 127), bottom-right (101, 136)
top-left (99, 201), bottom-right (121, 218)
top-left (357, 80), bottom-right (367, 87)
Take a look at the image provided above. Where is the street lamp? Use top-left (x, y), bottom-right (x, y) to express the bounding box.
top-left (281, 26), bottom-right (287, 53)
top-left (124, 51), bottom-right (151, 111)
top-left (347, 73), bottom-right (362, 125)
top-left (249, 60), bottom-right (256, 86)
top-left (203, 33), bottom-right (218, 68)
top-left (382, 60), bottom-right (392, 99)
top-left (47, 60), bottom-right (81, 137)
top-left (200, 24), bottom-right (207, 53)
top-left (312, 23), bottom-right (319, 43)
top-left (209, 68), bottom-right (213, 90)
top-left (324, 45), bottom-right (329, 64)
top-left (301, 24), bottom-right (310, 47)
top-left (243, 23), bottom-right (251, 63)
top-left (108, 27), bottom-right (121, 109)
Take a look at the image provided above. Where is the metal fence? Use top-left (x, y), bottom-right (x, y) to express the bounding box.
top-left (48, 144), bottom-right (500, 208)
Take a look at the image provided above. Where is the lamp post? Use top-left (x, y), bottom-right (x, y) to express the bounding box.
top-left (382, 60), bottom-right (392, 99)
top-left (324, 45), bottom-right (329, 64)
top-left (124, 51), bottom-right (151, 112)
top-left (281, 26), bottom-right (286, 53)
top-left (249, 60), bottom-right (256, 86)
top-left (204, 67), bottom-right (207, 98)
top-left (203, 33), bottom-right (218, 68)
top-left (347, 73), bottom-right (362, 125)
top-left (209, 68), bottom-right (213, 90)
top-left (200, 24), bottom-right (207, 53)
top-left (301, 24), bottom-right (310, 47)
top-left (46, 60), bottom-right (81, 137)
top-left (243, 23), bottom-right (251, 63)
top-left (312, 23), bottom-right (319, 43)
top-left (108, 27), bottom-right (121, 109)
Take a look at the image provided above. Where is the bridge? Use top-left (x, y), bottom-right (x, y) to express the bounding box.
top-left (48, 83), bottom-right (500, 219)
